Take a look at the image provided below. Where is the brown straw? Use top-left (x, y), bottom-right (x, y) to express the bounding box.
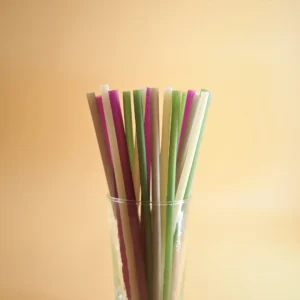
top-left (176, 94), bottom-right (201, 189)
top-left (86, 93), bottom-right (131, 299)
top-left (86, 93), bottom-right (115, 196)
top-left (150, 88), bottom-right (161, 300)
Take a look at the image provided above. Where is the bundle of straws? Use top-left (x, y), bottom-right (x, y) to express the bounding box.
top-left (87, 85), bottom-right (211, 300)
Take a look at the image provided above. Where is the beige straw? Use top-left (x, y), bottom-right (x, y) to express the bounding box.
top-left (176, 94), bottom-right (201, 189)
top-left (171, 91), bottom-right (210, 300)
top-left (160, 87), bottom-right (172, 296)
top-left (101, 84), bottom-right (139, 300)
top-left (86, 92), bottom-right (115, 196)
top-left (175, 91), bottom-right (210, 201)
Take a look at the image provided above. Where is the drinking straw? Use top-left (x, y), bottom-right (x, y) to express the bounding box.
top-left (150, 88), bottom-right (161, 300)
top-left (109, 90), bottom-right (137, 201)
top-left (109, 90), bottom-right (148, 300)
top-left (163, 90), bottom-right (181, 300)
top-left (100, 85), bottom-right (140, 300)
top-left (142, 88), bottom-right (151, 264)
top-left (171, 91), bottom-right (211, 299)
top-left (132, 88), bottom-right (147, 200)
top-left (178, 90), bottom-right (196, 151)
top-left (95, 96), bottom-right (114, 168)
top-left (176, 94), bottom-right (201, 189)
top-left (137, 88), bottom-right (147, 273)
top-left (144, 88), bottom-right (152, 186)
top-left (86, 93), bottom-right (116, 196)
top-left (179, 92), bottom-right (187, 134)
top-left (95, 95), bottom-right (131, 297)
top-left (123, 91), bottom-right (134, 172)
top-left (160, 87), bottom-right (172, 294)
top-left (133, 89), bottom-right (153, 297)
top-left (86, 93), bottom-right (130, 298)
top-left (184, 91), bottom-right (212, 199)
top-left (175, 90), bottom-right (210, 201)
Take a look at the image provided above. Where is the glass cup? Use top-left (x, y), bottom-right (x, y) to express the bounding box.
top-left (108, 196), bottom-right (190, 300)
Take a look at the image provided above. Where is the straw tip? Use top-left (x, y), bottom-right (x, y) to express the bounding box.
top-left (200, 90), bottom-right (212, 103)
top-left (150, 87), bottom-right (159, 94)
top-left (133, 89), bottom-right (142, 95)
top-left (108, 90), bottom-right (119, 101)
top-left (95, 95), bottom-right (102, 102)
top-left (172, 90), bottom-right (182, 98)
top-left (187, 89), bottom-right (196, 94)
top-left (100, 84), bottom-right (109, 93)
top-left (164, 87), bottom-right (173, 92)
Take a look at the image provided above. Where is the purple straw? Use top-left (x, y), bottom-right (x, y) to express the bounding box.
top-left (95, 95), bottom-right (131, 299)
top-left (109, 90), bottom-right (149, 300)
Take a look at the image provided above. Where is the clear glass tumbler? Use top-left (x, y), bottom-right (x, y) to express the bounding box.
top-left (108, 196), bottom-right (190, 300)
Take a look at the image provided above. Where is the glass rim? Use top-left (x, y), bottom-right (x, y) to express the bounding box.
top-left (107, 195), bottom-right (190, 205)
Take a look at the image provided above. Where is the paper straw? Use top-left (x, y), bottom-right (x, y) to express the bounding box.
top-left (123, 91), bottom-right (134, 172)
top-left (150, 88), bottom-right (161, 300)
top-left (179, 92), bottom-right (187, 134)
top-left (176, 94), bottom-right (201, 189)
top-left (163, 90), bottom-right (181, 300)
top-left (87, 93), bottom-right (130, 298)
top-left (109, 90), bottom-right (148, 300)
top-left (133, 89), bottom-right (153, 297)
top-left (100, 85), bottom-right (140, 300)
top-left (133, 88), bottom-right (147, 200)
top-left (178, 90), bottom-right (196, 151)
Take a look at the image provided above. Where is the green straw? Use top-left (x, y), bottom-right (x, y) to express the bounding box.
top-left (123, 91), bottom-right (134, 172)
top-left (163, 90), bottom-right (181, 300)
top-left (184, 91), bottom-right (212, 199)
top-left (133, 89), bottom-right (153, 296)
top-left (179, 91), bottom-right (187, 134)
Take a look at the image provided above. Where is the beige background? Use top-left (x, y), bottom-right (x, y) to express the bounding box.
top-left (1, 0), bottom-right (300, 299)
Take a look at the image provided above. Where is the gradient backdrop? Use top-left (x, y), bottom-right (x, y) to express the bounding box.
top-left (1, 1), bottom-right (300, 299)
